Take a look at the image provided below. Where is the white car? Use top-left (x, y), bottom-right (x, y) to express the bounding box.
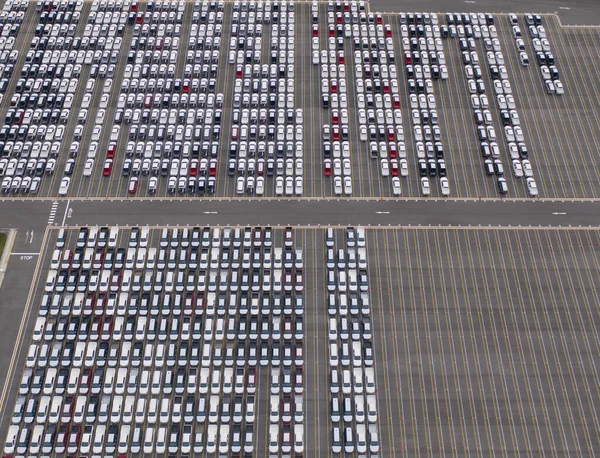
top-left (343, 176), bottom-right (352, 195)
top-left (256, 176), bottom-right (265, 195)
top-left (285, 176), bottom-right (294, 196)
top-left (526, 177), bottom-right (538, 196)
top-left (420, 177), bottom-right (430, 196)
top-left (399, 159), bottom-right (409, 177)
top-left (83, 159), bottom-right (94, 177)
top-left (380, 160), bottom-right (389, 177)
top-left (391, 177), bottom-right (401, 196)
top-left (58, 177), bottom-right (71, 196)
top-left (440, 177), bottom-right (450, 196)
top-left (554, 80), bottom-right (564, 95)
top-left (522, 159), bottom-right (533, 177)
top-left (359, 125), bottom-right (367, 141)
top-left (519, 52), bottom-right (529, 66)
top-left (275, 176), bottom-right (284, 195)
top-left (333, 176), bottom-right (343, 195)
top-left (512, 160), bottom-right (524, 177)
top-left (295, 177), bottom-right (303, 196)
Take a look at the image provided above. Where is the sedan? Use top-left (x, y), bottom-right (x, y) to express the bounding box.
top-left (526, 177), bottom-right (538, 196)
top-left (420, 177), bottom-right (430, 196)
top-left (333, 176), bottom-right (343, 195)
top-left (440, 177), bottom-right (450, 196)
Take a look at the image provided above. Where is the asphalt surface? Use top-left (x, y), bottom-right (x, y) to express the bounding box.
top-left (365, 227), bottom-right (600, 456)
top-left (62, 199), bottom-right (600, 227)
top-left (3, 3), bottom-right (600, 198)
top-left (0, 0), bottom-right (599, 456)
top-left (372, 0), bottom-right (600, 26)
top-left (2, 226), bottom-right (600, 457)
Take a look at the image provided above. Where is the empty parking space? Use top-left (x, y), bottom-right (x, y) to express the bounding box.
top-left (367, 227), bottom-right (600, 457)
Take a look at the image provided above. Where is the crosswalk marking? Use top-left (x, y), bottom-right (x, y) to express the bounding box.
top-left (47, 202), bottom-right (59, 226)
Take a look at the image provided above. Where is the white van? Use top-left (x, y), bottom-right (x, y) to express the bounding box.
top-left (339, 293), bottom-right (348, 316)
top-left (118, 425), bottom-right (131, 454)
top-left (5, 424), bottom-right (19, 454)
top-left (140, 227), bottom-right (149, 248)
top-left (67, 368), bottom-right (80, 395)
top-left (206, 424), bottom-right (218, 454)
top-left (294, 424), bottom-right (304, 454)
top-left (329, 342), bottom-right (339, 367)
top-left (93, 424), bottom-right (106, 454)
top-left (45, 270), bottom-right (57, 292)
top-left (215, 318), bottom-right (225, 341)
top-left (269, 395), bottom-right (279, 423)
top-left (108, 227), bottom-right (119, 247)
top-left (143, 427), bottom-right (155, 454)
top-left (26, 344), bottom-right (39, 368)
top-left (50, 249), bottom-right (61, 269)
top-left (147, 247), bottom-right (157, 268)
top-left (269, 424), bottom-right (279, 454)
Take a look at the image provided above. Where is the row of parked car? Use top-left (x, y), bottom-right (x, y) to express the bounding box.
top-left (317, 2), bottom-right (354, 196)
top-left (352, 10), bottom-right (410, 196)
top-left (454, 14), bottom-right (538, 196)
top-left (403, 13), bottom-right (450, 197)
top-left (6, 225), bottom-right (308, 456)
top-left (512, 13), bottom-right (564, 95)
top-left (107, 0), bottom-right (227, 196)
top-left (325, 227), bottom-right (380, 455)
top-left (229, 0), bottom-right (304, 196)
top-left (0, 0), bottom-right (24, 105)
top-left (0, 0), bottom-right (85, 195)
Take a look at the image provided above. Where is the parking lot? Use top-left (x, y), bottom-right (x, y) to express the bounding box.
top-left (3, 226), bottom-right (311, 457)
top-left (365, 227), bottom-right (600, 456)
top-left (0, 1), bottom-right (599, 198)
top-left (3, 225), bottom-right (600, 457)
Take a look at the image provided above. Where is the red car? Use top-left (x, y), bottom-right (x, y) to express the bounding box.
top-left (328, 24), bottom-right (335, 37)
top-left (387, 127), bottom-right (395, 141)
top-left (128, 177), bottom-right (139, 194)
top-left (393, 94), bottom-right (401, 109)
top-left (256, 160), bottom-right (265, 176)
top-left (190, 159), bottom-right (198, 176)
top-left (331, 109), bottom-right (339, 124)
top-left (182, 79), bottom-right (190, 93)
top-left (335, 12), bottom-right (343, 23)
top-left (330, 80), bottom-right (338, 93)
top-left (209, 160), bottom-right (217, 176)
top-left (337, 51), bottom-right (344, 64)
top-left (382, 81), bottom-right (390, 93)
top-left (375, 13), bottom-right (383, 24)
top-left (106, 143), bottom-right (116, 159)
top-left (385, 24), bottom-right (392, 37)
top-left (323, 159), bottom-right (332, 176)
top-left (390, 160), bottom-right (399, 176)
top-left (332, 125), bottom-right (340, 140)
top-left (102, 159), bottom-right (113, 176)
top-left (312, 24), bottom-right (319, 37)
top-left (389, 143), bottom-right (397, 158)
top-left (235, 65), bottom-right (243, 78)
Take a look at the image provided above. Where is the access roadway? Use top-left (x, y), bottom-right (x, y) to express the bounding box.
top-left (0, 197), bottom-right (598, 230)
